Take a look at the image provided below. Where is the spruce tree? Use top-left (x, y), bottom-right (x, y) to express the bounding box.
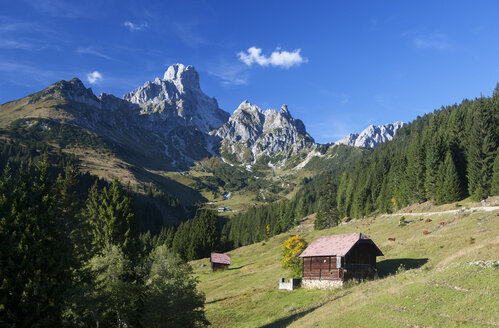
top-left (467, 99), bottom-right (497, 200)
top-left (492, 151), bottom-right (499, 195)
top-left (425, 135), bottom-right (444, 200)
top-left (435, 151), bottom-right (462, 204)
top-left (172, 221), bottom-right (192, 261)
top-left (405, 135), bottom-right (426, 203)
top-left (194, 211), bottom-right (220, 258)
top-left (85, 178), bottom-right (138, 258)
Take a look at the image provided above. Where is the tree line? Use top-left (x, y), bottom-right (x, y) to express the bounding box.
top-left (223, 84), bottom-right (499, 241)
top-left (334, 86), bottom-right (499, 219)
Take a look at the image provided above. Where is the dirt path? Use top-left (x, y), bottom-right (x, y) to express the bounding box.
top-left (383, 206), bottom-right (499, 218)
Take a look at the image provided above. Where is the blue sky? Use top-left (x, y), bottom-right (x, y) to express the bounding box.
top-left (1, 1), bottom-right (499, 143)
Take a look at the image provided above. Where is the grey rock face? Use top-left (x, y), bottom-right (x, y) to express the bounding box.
top-left (40, 65), bottom-right (318, 170)
top-left (58, 78), bottom-right (102, 108)
top-left (123, 63), bottom-right (229, 132)
top-left (335, 121), bottom-right (405, 148)
top-left (49, 70), bottom-right (215, 170)
top-left (213, 101), bottom-right (314, 165)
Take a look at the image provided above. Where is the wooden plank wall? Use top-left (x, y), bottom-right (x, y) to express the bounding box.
top-left (211, 263), bottom-right (229, 271)
top-left (302, 256), bottom-right (341, 280)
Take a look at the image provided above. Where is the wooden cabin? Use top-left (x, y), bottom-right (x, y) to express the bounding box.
top-left (210, 253), bottom-right (231, 271)
top-left (299, 233), bottom-right (383, 289)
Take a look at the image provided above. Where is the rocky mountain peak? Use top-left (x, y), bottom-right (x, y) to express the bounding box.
top-left (234, 100), bottom-right (263, 115)
top-left (279, 104), bottom-right (290, 115)
top-left (163, 63), bottom-right (200, 91)
top-left (53, 78), bottom-right (102, 108)
top-left (335, 121), bottom-right (405, 148)
top-left (214, 102), bottom-right (314, 166)
top-left (123, 64), bottom-right (229, 132)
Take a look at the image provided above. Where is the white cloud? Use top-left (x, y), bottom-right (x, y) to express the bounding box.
top-left (86, 71), bottom-right (102, 84)
top-left (414, 33), bottom-right (450, 50)
top-left (238, 47), bottom-right (307, 68)
top-left (0, 40), bottom-right (34, 50)
top-left (124, 21), bottom-right (146, 31)
top-left (77, 47), bottom-right (114, 60)
top-left (207, 65), bottom-right (248, 85)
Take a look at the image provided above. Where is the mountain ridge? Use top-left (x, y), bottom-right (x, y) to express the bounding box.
top-left (334, 121), bottom-right (405, 148)
top-left (334, 121), bottom-right (406, 148)
top-left (213, 100), bottom-right (315, 167)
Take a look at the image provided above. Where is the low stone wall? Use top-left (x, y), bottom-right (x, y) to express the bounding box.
top-left (302, 279), bottom-right (343, 290)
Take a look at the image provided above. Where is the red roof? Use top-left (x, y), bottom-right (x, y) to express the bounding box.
top-left (210, 253), bottom-right (231, 265)
top-left (299, 233), bottom-right (383, 257)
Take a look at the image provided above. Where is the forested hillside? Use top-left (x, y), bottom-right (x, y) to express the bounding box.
top-left (0, 146), bottom-right (208, 327)
top-left (335, 86), bottom-right (499, 218)
top-left (225, 145), bottom-right (367, 247)
top-left (224, 85), bottom-right (499, 247)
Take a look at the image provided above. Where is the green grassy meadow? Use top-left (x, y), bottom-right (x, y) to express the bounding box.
top-left (192, 199), bottom-right (499, 327)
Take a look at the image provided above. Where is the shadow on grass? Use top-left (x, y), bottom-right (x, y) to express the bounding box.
top-left (227, 262), bottom-right (254, 271)
top-left (206, 295), bottom-right (234, 305)
top-left (377, 258), bottom-right (428, 278)
top-left (258, 292), bottom-right (351, 328)
top-left (257, 304), bottom-right (322, 328)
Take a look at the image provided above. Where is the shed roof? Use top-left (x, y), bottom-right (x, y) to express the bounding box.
top-left (210, 253), bottom-right (231, 265)
top-left (299, 233), bottom-right (383, 257)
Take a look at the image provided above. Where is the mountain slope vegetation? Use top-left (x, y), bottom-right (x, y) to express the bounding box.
top-left (192, 199), bottom-right (499, 327)
top-left (223, 85), bottom-right (499, 250)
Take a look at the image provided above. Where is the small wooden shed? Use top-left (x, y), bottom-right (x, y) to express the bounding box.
top-left (210, 253), bottom-right (231, 271)
top-left (299, 233), bottom-right (383, 289)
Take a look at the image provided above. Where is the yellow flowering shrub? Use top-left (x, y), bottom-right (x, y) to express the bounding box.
top-left (281, 235), bottom-right (308, 278)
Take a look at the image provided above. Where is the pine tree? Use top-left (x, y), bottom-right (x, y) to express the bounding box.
top-left (391, 152), bottom-right (409, 209)
top-left (85, 178), bottom-right (138, 258)
top-left (467, 99), bottom-right (497, 200)
top-left (435, 152), bottom-right (462, 204)
top-left (294, 197), bottom-right (305, 224)
top-left (492, 151), bottom-right (499, 195)
top-left (314, 206), bottom-right (340, 230)
top-left (424, 135), bottom-right (444, 200)
top-left (405, 135), bottom-right (426, 203)
top-left (172, 220), bottom-right (192, 261)
top-left (187, 212), bottom-right (220, 260)
top-left (376, 177), bottom-right (392, 213)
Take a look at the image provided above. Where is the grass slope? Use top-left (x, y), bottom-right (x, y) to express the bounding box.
top-left (192, 198), bottom-right (499, 327)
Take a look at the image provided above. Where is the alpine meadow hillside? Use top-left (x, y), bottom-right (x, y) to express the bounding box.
top-left (0, 63), bottom-right (498, 327)
top-left (192, 197), bottom-right (499, 327)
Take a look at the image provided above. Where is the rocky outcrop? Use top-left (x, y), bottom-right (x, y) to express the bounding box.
top-left (123, 63), bottom-right (229, 132)
top-left (335, 122), bottom-right (405, 148)
top-left (213, 101), bottom-right (314, 165)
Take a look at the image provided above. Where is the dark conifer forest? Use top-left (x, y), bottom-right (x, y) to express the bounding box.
top-left (0, 147), bottom-right (208, 327)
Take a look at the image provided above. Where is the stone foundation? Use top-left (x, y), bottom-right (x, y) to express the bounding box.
top-left (302, 279), bottom-right (343, 290)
